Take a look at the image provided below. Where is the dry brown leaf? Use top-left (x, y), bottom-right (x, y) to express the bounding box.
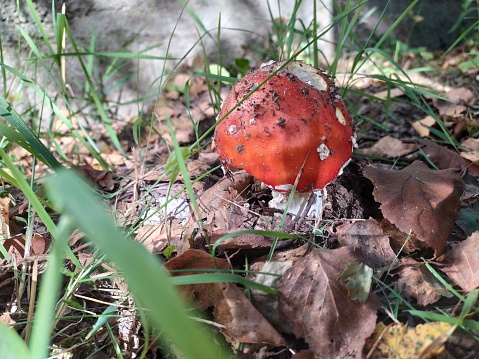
top-left (335, 219), bottom-right (397, 269)
top-left (0, 313), bottom-right (15, 325)
top-left (397, 258), bottom-right (451, 306)
top-left (209, 229), bottom-right (276, 250)
top-left (135, 221), bottom-right (184, 254)
top-left (290, 350), bottom-right (315, 359)
top-left (165, 249), bottom-right (230, 309)
top-left (433, 87), bottom-right (475, 118)
top-left (421, 141), bottom-right (479, 177)
top-left (363, 161), bottom-right (464, 255)
top-left (4, 234), bottom-right (51, 261)
top-left (0, 197), bottom-right (10, 242)
top-left (374, 87), bottom-right (405, 100)
top-left (165, 249), bottom-right (286, 349)
top-left (198, 171), bottom-right (253, 216)
top-left (358, 136), bottom-right (416, 158)
top-left (365, 321), bottom-right (453, 359)
top-left (214, 282), bottom-right (286, 348)
top-left (440, 232), bottom-right (479, 292)
top-left (278, 246), bottom-right (379, 359)
top-left (77, 163), bottom-right (114, 191)
top-left (379, 218), bottom-right (426, 254)
top-left (197, 171), bottom-right (265, 251)
top-left (412, 115), bottom-right (437, 138)
top-left (460, 137), bottom-right (479, 164)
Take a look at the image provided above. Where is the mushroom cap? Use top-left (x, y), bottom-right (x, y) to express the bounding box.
top-left (214, 60), bottom-right (354, 193)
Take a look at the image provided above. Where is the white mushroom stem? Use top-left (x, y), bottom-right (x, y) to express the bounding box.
top-left (269, 188), bottom-right (326, 219)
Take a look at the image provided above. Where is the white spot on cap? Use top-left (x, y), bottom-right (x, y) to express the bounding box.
top-left (228, 125), bottom-right (237, 134)
top-left (317, 143), bottom-right (330, 160)
top-left (261, 60), bottom-right (276, 68)
top-left (286, 61), bottom-right (329, 91)
top-left (250, 118), bottom-right (256, 125)
top-left (336, 107), bottom-right (346, 126)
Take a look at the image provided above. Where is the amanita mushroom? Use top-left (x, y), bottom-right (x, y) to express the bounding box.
top-left (214, 60), bottom-right (354, 217)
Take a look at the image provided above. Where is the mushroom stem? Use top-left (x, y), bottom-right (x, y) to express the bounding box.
top-left (269, 189), bottom-right (325, 219)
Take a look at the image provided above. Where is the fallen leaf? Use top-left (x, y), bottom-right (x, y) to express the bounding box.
top-left (0, 313), bottom-right (15, 325)
top-left (290, 350), bottom-right (315, 359)
top-left (4, 234), bottom-right (51, 261)
top-left (365, 322), bottom-right (453, 359)
top-left (461, 172), bottom-right (479, 203)
top-left (77, 163), bottom-right (114, 191)
top-left (397, 258), bottom-right (451, 306)
top-left (440, 232), bottom-right (479, 292)
top-left (278, 246), bottom-right (379, 359)
top-left (165, 249), bottom-right (286, 349)
top-left (461, 137), bottom-right (479, 164)
top-left (250, 261), bottom-right (294, 333)
top-left (363, 161), bottom-right (464, 255)
top-left (374, 87), bottom-right (405, 100)
top-left (335, 219), bottom-right (397, 269)
top-left (379, 218), bottom-right (426, 254)
top-left (339, 262), bottom-right (373, 303)
top-left (0, 197), bottom-right (10, 242)
top-left (433, 87), bottom-right (475, 118)
top-left (359, 136), bottom-right (416, 158)
top-left (135, 221), bottom-right (184, 254)
top-left (412, 115), bottom-right (436, 138)
top-left (421, 141), bottom-right (479, 176)
top-left (214, 282), bottom-right (286, 348)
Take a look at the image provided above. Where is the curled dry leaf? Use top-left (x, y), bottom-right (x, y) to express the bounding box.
top-left (278, 246), bottom-right (379, 359)
top-left (363, 161), bottom-right (464, 256)
top-left (165, 249), bottom-right (286, 349)
top-left (335, 219), bottom-right (397, 269)
top-left (397, 258), bottom-right (452, 306)
top-left (440, 232), bottom-right (479, 292)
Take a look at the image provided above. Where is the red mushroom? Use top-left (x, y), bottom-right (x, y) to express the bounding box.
top-left (214, 60), bottom-right (354, 217)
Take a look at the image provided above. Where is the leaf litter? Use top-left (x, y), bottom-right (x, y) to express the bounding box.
top-left (3, 52), bottom-right (479, 359)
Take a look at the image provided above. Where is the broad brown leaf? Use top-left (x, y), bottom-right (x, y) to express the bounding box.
top-left (421, 141), bottom-right (479, 176)
top-left (363, 161), bottom-right (464, 255)
top-left (358, 136), bottom-right (416, 158)
top-left (166, 249), bottom-right (286, 348)
top-left (278, 247), bottom-right (379, 359)
top-left (335, 219), bottom-right (397, 269)
top-left (397, 258), bottom-right (451, 306)
top-left (440, 232), bottom-right (479, 292)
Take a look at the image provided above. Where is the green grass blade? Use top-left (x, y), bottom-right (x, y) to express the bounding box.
top-left (0, 97), bottom-right (63, 169)
top-left (24, 0), bottom-right (55, 55)
top-left (45, 169), bottom-right (227, 359)
top-left (374, 0), bottom-right (419, 50)
top-left (60, 17), bottom-right (128, 159)
top-left (0, 321), bottom-right (32, 359)
top-left (170, 273), bottom-right (278, 295)
top-left (29, 217), bottom-right (71, 359)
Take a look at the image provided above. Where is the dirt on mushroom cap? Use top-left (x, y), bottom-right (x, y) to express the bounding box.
top-left (214, 60), bottom-right (354, 193)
